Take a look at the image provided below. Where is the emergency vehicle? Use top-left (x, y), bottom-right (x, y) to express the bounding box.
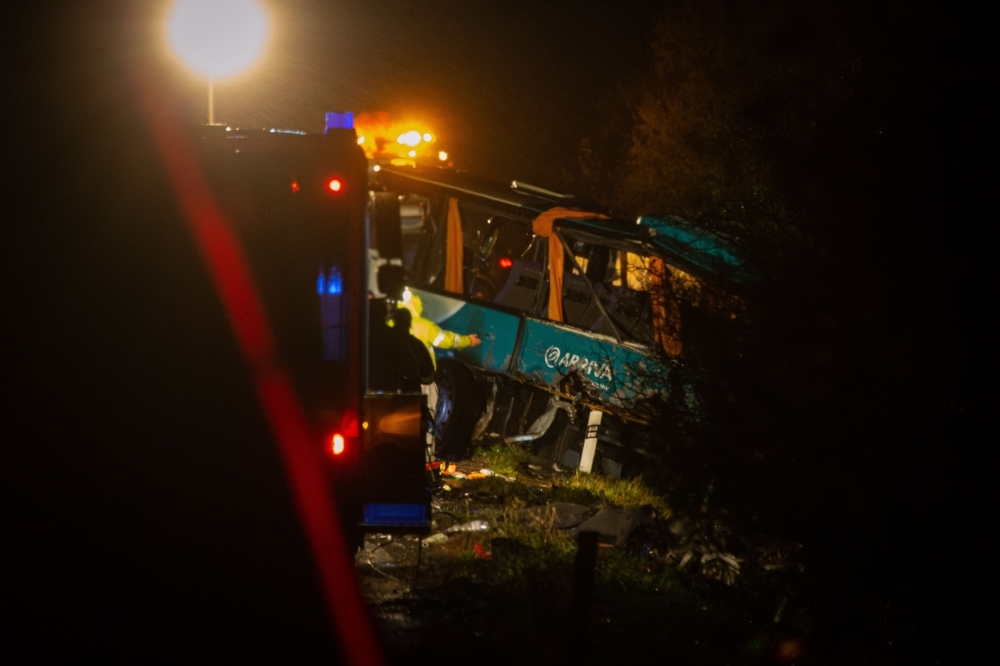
top-left (194, 112), bottom-right (433, 551)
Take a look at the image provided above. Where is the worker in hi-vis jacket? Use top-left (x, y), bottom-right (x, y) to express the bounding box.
top-left (395, 289), bottom-right (481, 457)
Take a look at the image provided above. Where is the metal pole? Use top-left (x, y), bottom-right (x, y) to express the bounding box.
top-left (207, 75), bottom-right (214, 125)
top-left (579, 409), bottom-right (603, 474)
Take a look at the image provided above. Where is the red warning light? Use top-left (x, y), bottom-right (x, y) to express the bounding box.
top-left (330, 434), bottom-right (345, 455)
top-left (290, 180), bottom-right (300, 192)
top-left (327, 178), bottom-right (343, 193)
top-left (498, 256), bottom-right (513, 269)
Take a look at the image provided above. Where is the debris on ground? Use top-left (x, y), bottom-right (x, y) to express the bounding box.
top-left (357, 447), bottom-right (907, 665)
top-left (421, 533), bottom-right (449, 546)
top-left (446, 519), bottom-right (490, 534)
top-left (578, 505), bottom-right (655, 546)
top-left (516, 502), bottom-right (593, 530)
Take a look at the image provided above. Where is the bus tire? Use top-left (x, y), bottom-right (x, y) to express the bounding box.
top-left (434, 359), bottom-right (484, 460)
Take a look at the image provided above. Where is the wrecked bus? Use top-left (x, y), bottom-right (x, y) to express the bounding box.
top-left (370, 165), bottom-right (747, 477)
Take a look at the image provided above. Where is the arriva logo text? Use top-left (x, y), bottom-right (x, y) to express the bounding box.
top-left (544, 346), bottom-right (613, 381)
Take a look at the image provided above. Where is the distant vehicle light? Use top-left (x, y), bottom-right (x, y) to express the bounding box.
top-left (331, 434), bottom-right (345, 455)
top-left (498, 257), bottom-right (513, 269)
top-left (290, 180), bottom-right (300, 192)
top-left (438, 151), bottom-right (448, 161)
top-left (397, 130), bottom-right (422, 147)
top-left (325, 111), bottom-right (354, 132)
top-left (327, 178), bottom-right (343, 192)
top-left (423, 133), bottom-right (433, 142)
top-left (373, 165), bottom-right (381, 172)
top-left (402, 288), bottom-right (412, 302)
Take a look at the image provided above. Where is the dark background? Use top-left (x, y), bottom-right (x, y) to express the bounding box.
top-left (3, 0), bottom-right (981, 661)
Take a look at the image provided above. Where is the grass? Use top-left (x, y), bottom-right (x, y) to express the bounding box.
top-left (474, 441), bottom-right (671, 516)
top-left (477, 441), bottom-right (530, 477)
top-left (561, 473), bottom-right (671, 516)
top-left (435, 447), bottom-right (674, 594)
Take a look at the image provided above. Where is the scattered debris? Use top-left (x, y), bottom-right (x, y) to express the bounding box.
top-left (422, 533), bottom-right (449, 547)
top-left (446, 519), bottom-right (490, 534)
top-left (515, 502), bottom-right (594, 530)
top-left (578, 505), bottom-right (655, 546)
top-left (548, 502), bottom-right (592, 529)
top-left (700, 551), bottom-right (743, 586)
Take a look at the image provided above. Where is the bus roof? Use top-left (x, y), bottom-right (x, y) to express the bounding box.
top-left (375, 165), bottom-right (750, 287)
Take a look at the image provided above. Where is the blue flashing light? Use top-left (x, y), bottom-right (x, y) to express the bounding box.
top-left (325, 111), bottom-right (354, 132)
top-left (363, 503), bottom-right (429, 526)
top-left (327, 267), bottom-right (342, 295)
top-left (317, 267), bottom-right (343, 295)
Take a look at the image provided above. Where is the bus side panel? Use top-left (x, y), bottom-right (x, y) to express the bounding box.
top-left (412, 289), bottom-right (520, 374)
top-left (516, 319), bottom-right (669, 407)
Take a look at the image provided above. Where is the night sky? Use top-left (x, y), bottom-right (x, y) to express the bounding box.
top-left (212, 0), bottom-right (662, 185)
top-left (4, 0), bottom-right (979, 662)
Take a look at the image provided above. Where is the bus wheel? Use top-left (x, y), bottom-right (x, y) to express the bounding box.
top-left (434, 360), bottom-right (484, 460)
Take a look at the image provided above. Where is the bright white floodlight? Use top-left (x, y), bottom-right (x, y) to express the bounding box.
top-left (167, 0), bottom-right (270, 123)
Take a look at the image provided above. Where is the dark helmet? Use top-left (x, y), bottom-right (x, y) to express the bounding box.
top-left (388, 307), bottom-right (412, 331)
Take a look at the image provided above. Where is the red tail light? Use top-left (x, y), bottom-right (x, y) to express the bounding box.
top-left (327, 178), bottom-right (343, 193)
top-left (290, 180), bottom-right (300, 192)
top-left (330, 434), bottom-right (346, 455)
top-left (498, 256), bottom-right (513, 269)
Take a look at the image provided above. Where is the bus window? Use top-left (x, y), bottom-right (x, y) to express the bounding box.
top-left (399, 194), bottom-right (429, 273)
top-left (469, 217), bottom-right (536, 304)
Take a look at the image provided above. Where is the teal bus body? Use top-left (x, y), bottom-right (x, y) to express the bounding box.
top-left (416, 288), bottom-right (668, 408)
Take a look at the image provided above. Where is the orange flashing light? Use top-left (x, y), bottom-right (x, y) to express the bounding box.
top-left (327, 178), bottom-right (343, 193)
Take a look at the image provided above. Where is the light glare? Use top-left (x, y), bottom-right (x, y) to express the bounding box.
top-left (168, 0), bottom-right (270, 78)
top-left (397, 130), bottom-right (422, 146)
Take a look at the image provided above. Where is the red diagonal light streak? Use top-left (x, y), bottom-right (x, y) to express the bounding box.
top-left (137, 77), bottom-right (382, 666)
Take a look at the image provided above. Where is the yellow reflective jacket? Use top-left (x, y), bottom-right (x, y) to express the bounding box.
top-left (397, 293), bottom-right (473, 368)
